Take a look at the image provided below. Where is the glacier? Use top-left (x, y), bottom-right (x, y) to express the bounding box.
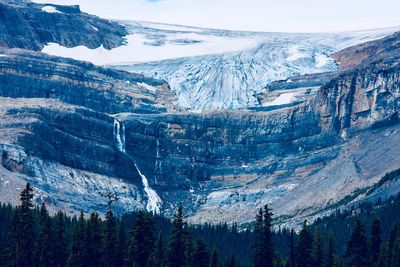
top-left (41, 21), bottom-right (400, 111)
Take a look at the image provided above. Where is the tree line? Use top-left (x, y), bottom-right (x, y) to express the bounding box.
top-left (0, 183), bottom-right (400, 267)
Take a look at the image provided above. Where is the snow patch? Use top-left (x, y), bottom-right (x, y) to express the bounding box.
top-left (263, 92), bottom-right (299, 107)
top-left (41, 6), bottom-right (62, 14)
top-left (90, 25), bottom-right (99, 32)
top-left (42, 33), bottom-right (260, 65)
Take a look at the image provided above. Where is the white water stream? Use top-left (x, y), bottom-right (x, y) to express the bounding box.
top-left (113, 119), bottom-right (162, 213)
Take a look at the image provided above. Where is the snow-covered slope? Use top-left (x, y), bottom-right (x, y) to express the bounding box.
top-left (41, 21), bottom-right (400, 111)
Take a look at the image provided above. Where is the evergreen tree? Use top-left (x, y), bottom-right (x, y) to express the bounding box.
top-left (392, 235), bottom-right (400, 267)
top-left (252, 205), bottom-right (274, 267)
top-left (387, 224), bottom-right (398, 267)
top-left (116, 219), bottom-right (127, 267)
top-left (102, 209), bottom-right (118, 267)
top-left (67, 212), bottom-right (88, 267)
top-left (253, 208), bottom-right (264, 267)
top-left (262, 205), bottom-right (274, 267)
top-left (369, 218), bottom-right (382, 267)
top-left (149, 231), bottom-right (164, 267)
top-left (296, 220), bottom-right (313, 267)
top-left (86, 213), bottom-right (102, 267)
top-left (168, 205), bottom-right (186, 267)
top-left (53, 211), bottom-right (67, 267)
top-left (227, 254), bottom-right (237, 267)
top-left (36, 203), bottom-right (54, 267)
top-left (209, 248), bottom-right (221, 267)
top-left (193, 238), bottom-right (209, 267)
top-left (184, 226), bottom-right (195, 267)
top-left (345, 220), bottom-right (368, 267)
top-left (287, 229), bottom-right (295, 267)
top-left (313, 228), bottom-right (323, 267)
top-left (9, 183), bottom-right (35, 267)
top-left (325, 232), bottom-right (338, 267)
top-left (126, 211), bottom-right (155, 267)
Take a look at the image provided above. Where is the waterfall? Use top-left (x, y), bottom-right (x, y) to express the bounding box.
top-left (114, 119), bottom-right (125, 153)
top-left (134, 162), bottom-right (162, 213)
top-left (154, 139), bottom-right (162, 180)
top-left (113, 119), bottom-right (162, 213)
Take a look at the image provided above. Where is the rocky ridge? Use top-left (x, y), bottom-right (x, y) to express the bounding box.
top-left (0, 1), bottom-right (400, 226)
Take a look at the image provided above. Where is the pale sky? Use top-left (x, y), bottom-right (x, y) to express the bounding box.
top-left (33, 0), bottom-right (400, 33)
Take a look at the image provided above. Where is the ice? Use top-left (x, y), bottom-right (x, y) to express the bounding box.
top-left (315, 53), bottom-right (334, 68)
top-left (263, 92), bottom-right (299, 107)
top-left (42, 32), bottom-right (261, 65)
top-left (286, 46), bottom-right (307, 61)
top-left (137, 21), bottom-right (203, 32)
top-left (41, 21), bottom-right (400, 111)
top-left (41, 6), bottom-right (62, 14)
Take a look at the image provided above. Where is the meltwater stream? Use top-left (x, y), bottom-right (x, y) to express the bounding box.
top-left (113, 119), bottom-right (162, 213)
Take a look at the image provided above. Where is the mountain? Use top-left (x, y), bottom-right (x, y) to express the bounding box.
top-left (0, 0), bottom-right (400, 227)
top-left (40, 20), bottom-right (400, 111)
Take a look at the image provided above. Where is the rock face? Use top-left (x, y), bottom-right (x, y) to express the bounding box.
top-left (1, 1), bottom-right (400, 226)
top-left (0, 50), bottom-right (176, 114)
top-left (0, 1), bottom-right (127, 51)
top-left (332, 32), bottom-right (400, 70)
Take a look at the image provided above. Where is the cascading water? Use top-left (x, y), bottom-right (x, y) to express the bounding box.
top-left (154, 139), bottom-right (162, 184)
top-left (134, 162), bottom-right (163, 213)
top-left (113, 119), bottom-right (162, 213)
top-left (114, 120), bottom-right (125, 153)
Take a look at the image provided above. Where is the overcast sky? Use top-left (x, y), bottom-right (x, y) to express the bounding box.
top-left (33, 0), bottom-right (400, 33)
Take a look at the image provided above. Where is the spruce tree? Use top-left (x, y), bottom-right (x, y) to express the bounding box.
top-left (296, 220), bottom-right (313, 267)
top-left (9, 183), bottom-right (35, 267)
top-left (193, 238), bottom-right (209, 267)
top-left (313, 228), bottom-right (323, 267)
top-left (36, 203), bottom-right (54, 267)
top-left (287, 229), bottom-right (295, 267)
top-left (325, 232), bottom-right (338, 267)
top-left (53, 211), bottom-right (67, 267)
top-left (253, 208), bottom-right (264, 267)
top-left (252, 205), bottom-right (274, 267)
top-left (86, 213), bottom-right (102, 267)
top-left (369, 218), bottom-right (382, 267)
top-left (392, 235), bottom-right (400, 267)
top-left (149, 231), bottom-right (164, 267)
top-left (184, 226), bottom-right (194, 267)
top-left (168, 205), bottom-right (186, 267)
top-left (126, 211), bottom-right (155, 267)
top-left (387, 224), bottom-right (398, 267)
top-left (262, 205), bottom-right (274, 267)
top-left (67, 211), bottom-right (88, 267)
top-left (116, 219), bottom-right (127, 267)
top-left (102, 209), bottom-right (118, 267)
top-left (209, 248), bottom-right (221, 267)
top-left (227, 254), bottom-right (237, 267)
top-left (345, 220), bottom-right (368, 267)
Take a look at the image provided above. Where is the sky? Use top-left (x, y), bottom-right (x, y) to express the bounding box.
top-left (32, 0), bottom-right (400, 33)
